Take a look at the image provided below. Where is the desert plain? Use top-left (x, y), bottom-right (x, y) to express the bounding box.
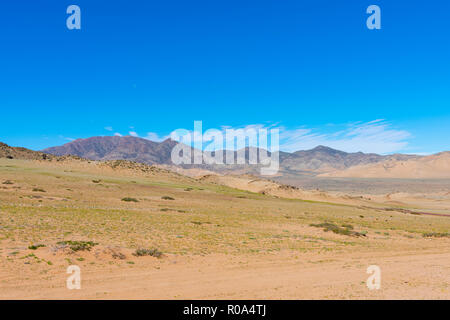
top-left (0, 156), bottom-right (449, 299)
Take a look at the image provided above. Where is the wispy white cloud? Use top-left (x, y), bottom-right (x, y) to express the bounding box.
top-left (104, 126), bottom-right (113, 131)
top-left (168, 120), bottom-right (411, 154)
top-left (279, 120), bottom-right (411, 154)
top-left (114, 133), bottom-right (122, 137)
top-left (111, 120), bottom-right (411, 154)
top-left (170, 124), bottom-right (272, 150)
top-left (58, 135), bottom-right (75, 142)
top-left (145, 132), bottom-right (169, 142)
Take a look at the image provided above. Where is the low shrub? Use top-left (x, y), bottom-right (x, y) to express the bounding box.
top-left (28, 244), bottom-right (46, 250)
top-left (133, 248), bottom-right (163, 258)
top-left (423, 232), bottom-right (450, 238)
top-left (57, 240), bottom-right (98, 252)
top-left (310, 222), bottom-right (365, 237)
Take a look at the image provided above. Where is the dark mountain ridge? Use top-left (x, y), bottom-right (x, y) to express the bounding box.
top-left (42, 136), bottom-right (177, 165)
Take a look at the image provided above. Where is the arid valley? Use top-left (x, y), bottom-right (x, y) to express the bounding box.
top-left (1, 140), bottom-right (449, 299)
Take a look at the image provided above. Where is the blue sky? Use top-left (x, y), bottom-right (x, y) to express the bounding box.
top-left (0, 0), bottom-right (449, 154)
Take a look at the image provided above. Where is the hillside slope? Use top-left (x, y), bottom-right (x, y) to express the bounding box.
top-left (0, 142), bottom-right (53, 160)
top-left (320, 152), bottom-right (450, 179)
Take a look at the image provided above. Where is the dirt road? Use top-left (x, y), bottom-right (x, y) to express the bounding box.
top-left (1, 249), bottom-right (449, 299)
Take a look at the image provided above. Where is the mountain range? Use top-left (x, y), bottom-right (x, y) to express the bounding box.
top-left (0, 136), bottom-right (448, 179)
top-left (41, 136), bottom-right (421, 176)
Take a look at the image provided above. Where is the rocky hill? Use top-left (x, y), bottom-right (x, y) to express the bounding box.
top-left (0, 142), bottom-right (53, 161)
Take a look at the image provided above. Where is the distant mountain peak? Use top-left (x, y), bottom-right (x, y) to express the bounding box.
top-left (42, 135), bottom-right (171, 164)
top-left (310, 145), bottom-right (344, 153)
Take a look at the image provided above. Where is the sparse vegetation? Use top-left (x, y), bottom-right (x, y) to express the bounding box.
top-left (121, 197), bottom-right (139, 202)
top-left (57, 240), bottom-right (98, 252)
top-left (133, 248), bottom-right (163, 258)
top-left (92, 179), bottom-right (101, 183)
top-left (32, 188), bottom-right (46, 192)
top-left (310, 222), bottom-right (366, 237)
top-left (2, 180), bottom-right (14, 185)
top-left (423, 232), bottom-right (450, 238)
top-left (109, 249), bottom-right (126, 259)
top-left (2, 157), bottom-right (450, 299)
top-left (28, 244), bottom-right (46, 250)
top-left (161, 196), bottom-right (175, 200)
top-left (191, 221), bottom-right (211, 225)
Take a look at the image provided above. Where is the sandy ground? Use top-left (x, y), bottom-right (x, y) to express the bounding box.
top-left (198, 174), bottom-right (450, 212)
top-left (1, 249), bottom-right (450, 299)
top-left (320, 152), bottom-right (450, 179)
